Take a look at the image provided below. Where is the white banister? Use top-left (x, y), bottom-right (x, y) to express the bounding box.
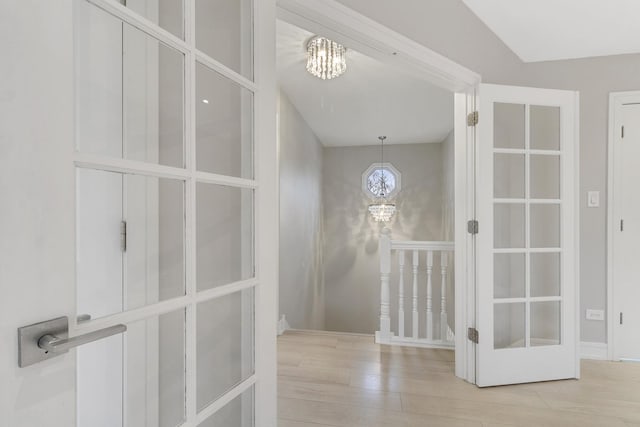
top-left (412, 250), bottom-right (419, 339)
top-left (376, 230), bottom-right (455, 350)
top-left (426, 251), bottom-right (434, 340)
top-left (398, 250), bottom-right (405, 338)
top-left (377, 228), bottom-right (392, 342)
top-left (440, 253), bottom-right (449, 340)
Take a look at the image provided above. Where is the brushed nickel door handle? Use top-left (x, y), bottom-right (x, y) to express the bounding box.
top-left (18, 316), bottom-right (127, 367)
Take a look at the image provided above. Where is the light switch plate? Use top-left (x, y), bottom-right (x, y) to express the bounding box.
top-left (587, 191), bottom-right (600, 207)
top-left (586, 309), bottom-right (605, 321)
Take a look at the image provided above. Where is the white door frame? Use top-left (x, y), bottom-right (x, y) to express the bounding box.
top-left (276, 0), bottom-right (481, 383)
top-left (607, 90), bottom-right (640, 361)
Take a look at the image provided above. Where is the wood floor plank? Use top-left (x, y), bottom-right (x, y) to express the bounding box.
top-left (279, 397), bottom-right (408, 427)
top-left (278, 331), bottom-right (640, 427)
top-left (401, 391), bottom-right (628, 427)
top-left (538, 390), bottom-right (640, 423)
top-left (278, 420), bottom-right (336, 427)
top-left (278, 365), bottom-right (351, 386)
top-left (278, 380), bottom-right (403, 411)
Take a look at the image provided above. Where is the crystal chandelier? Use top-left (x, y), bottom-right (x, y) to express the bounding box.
top-left (368, 136), bottom-right (397, 222)
top-left (306, 36), bottom-right (347, 80)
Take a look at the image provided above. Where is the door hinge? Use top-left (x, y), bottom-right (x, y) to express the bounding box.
top-left (120, 220), bottom-right (127, 252)
top-left (467, 219), bottom-right (479, 235)
top-left (467, 111), bottom-right (479, 127)
top-left (467, 327), bottom-right (479, 344)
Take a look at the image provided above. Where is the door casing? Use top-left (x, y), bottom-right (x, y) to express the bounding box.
top-left (607, 90), bottom-right (640, 361)
top-left (276, 0), bottom-right (481, 383)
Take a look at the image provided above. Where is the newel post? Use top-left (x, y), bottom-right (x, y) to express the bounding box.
top-left (378, 227), bottom-right (392, 342)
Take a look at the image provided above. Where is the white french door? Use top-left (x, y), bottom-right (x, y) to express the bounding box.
top-left (476, 84), bottom-right (579, 387)
top-left (1, 0), bottom-right (276, 425)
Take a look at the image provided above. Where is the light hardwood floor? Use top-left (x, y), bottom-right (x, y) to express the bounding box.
top-left (277, 330), bottom-right (640, 427)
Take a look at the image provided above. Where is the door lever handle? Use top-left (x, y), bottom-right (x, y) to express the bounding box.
top-left (38, 324), bottom-right (126, 353)
top-left (18, 316), bottom-right (127, 367)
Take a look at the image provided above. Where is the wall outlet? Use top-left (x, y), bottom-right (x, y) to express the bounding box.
top-left (586, 309), bottom-right (605, 321)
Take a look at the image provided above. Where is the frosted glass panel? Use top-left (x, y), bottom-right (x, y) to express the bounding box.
top-left (531, 253), bottom-right (561, 297)
top-left (531, 301), bottom-right (561, 346)
top-left (197, 289), bottom-right (254, 412)
top-left (531, 155), bottom-right (560, 199)
top-left (123, 0), bottom-right (184, 39)
top-left (531, 204), bottom-right (560, 248)
top-left (77, 168), bottom-right (185, 319)
top-left (494, 204), bottom-right (526, 248)
top-left (195, 0), bottom-right (253, 80)
top-left (196, 62), bottom-right (254, 178)
top-left (494, 103), bottom-right (525, 149)
top-left (76, 1), bottom-right (185, 167)
top-left (494, 303), bottom-right (525, 349)
top-left (198, 386), bottom-right (254, 427)
top-left (530, 105), bottom-right (560, 150)
top-left (77, 309), bottom-right (186, 427)
top-left (494, 253), bottom-right (526, 298)
top-left (494, 154), bottom-right (525, 198)
top-left (196, 183), bottom-right (254, 292)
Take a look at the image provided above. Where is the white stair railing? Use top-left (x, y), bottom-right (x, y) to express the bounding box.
top-left (375, 228), bottom-right (455, 349)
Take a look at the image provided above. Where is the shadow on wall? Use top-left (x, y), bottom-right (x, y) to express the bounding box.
top-left (323, 143), bottom-right (445, 334)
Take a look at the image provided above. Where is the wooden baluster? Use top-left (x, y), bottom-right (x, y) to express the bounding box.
top-left (412, 250), bottom-right (419, 339)
top-left (441, 252), bottom-right (449, 341)
top-left (398, 250), bottom-right (405, 338)
top-left (378, 228), bottom-right (392, 341)
top-left (426, 251), bottom-right (434, 341)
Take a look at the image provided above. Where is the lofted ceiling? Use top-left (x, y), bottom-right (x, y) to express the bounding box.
top-left (462, 0), bottom-right (640, 62)
top-left (276, 20), bottom-right (453, 147)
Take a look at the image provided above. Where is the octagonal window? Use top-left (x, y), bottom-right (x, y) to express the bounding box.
top-left (362, 163), bottom-right (401, 199)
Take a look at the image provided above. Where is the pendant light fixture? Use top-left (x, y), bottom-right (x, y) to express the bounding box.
top-left (368, 136), bottom-right (397, 222)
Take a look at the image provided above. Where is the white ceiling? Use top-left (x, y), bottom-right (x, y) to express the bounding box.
top-left (276, 20), bottom-right (453, 147)
top-left (463, 0), bottom-right (640, 62)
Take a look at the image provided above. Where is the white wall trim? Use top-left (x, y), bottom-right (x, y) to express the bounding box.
top-left (607, 90), bottom-right (640, 361)
top-left (581, 342), bottom-right (608, 360)
top-left (276, 0), bottom-right (481, 384)
top-left (276, 0), bottom-right (480, 93)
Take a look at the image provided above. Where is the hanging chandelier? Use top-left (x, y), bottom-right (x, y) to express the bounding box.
top-left (306, 36), bottom-right (347, 80)
top-left (368, 136), bottom-right (397, 222)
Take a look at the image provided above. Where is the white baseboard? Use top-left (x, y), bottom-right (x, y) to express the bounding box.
top-left (581, 341), bottom-right (608, 360)
top-left (277, 314), bottom-right (290, 336)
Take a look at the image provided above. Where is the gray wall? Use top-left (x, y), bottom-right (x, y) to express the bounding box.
top-left (278, 91), bottom-right (326, 330)
top-left (336, 0), bottom-right (640, 343)
top-left (323, 143), bottom-right (443, 334)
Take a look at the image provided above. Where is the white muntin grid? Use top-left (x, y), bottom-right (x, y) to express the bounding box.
top-left (72, 0), bottom-right (268, 425)
top-left (491, 102), bottom-right (564, 350)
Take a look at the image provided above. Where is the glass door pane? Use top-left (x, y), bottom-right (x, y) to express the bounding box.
top-left (195, 0), bottom-right (254, 80)
top-left (195, 63), bottom-right (254, 178)
top-left (196, 289), bottom-right (254, 412)
top-left (77, 309), bottom-right (186, 427)
top-left (77, 168), bottom-right (186, 319)
top-left (76, 1), bottom-right (185, 168)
